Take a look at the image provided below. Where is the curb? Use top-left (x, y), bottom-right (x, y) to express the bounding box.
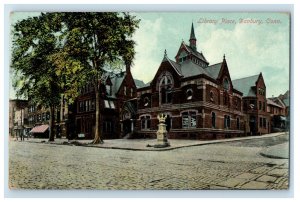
top-left (23, 132), bottom-right (288, 152)
top-left (259, 152), bottom-right (289, 159)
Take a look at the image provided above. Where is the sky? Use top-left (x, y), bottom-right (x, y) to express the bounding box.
top-left (9, 12), bottom-right (290, 99)
top-left (131, 12), bottom-right (290, 98)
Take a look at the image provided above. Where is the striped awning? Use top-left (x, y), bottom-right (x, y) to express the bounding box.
top-left (29, 124), bottom-right (49, 133)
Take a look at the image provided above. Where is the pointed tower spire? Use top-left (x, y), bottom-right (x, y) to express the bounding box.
top-left (190, 22), bottom-right (196, 40)
top-left (189, 22), bottom-right (197, 51)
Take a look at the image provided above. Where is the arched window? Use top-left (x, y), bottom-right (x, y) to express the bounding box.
top-left (224, 115), bottom-right (230, 129)
top-left (159, 73), bottom-right (173, 104)
top-left (141, 115), bottom-right (151, 130)
top-left (234, 98), bottom-right (238, 110)
top-left (210, 91), bottom-right (214, 102)
top-left (223, 92), bottom-right (228, 105)
top-left (223, 78), bottom-right (230, 91)
top-left (212, 112), bottom-right (216, 128)
top-left (124, 86), bottom-right (127, 95)
top-left (144, 97), bottom-right (150, 107)
top-left (130, 88), bottom-right (133, 97)
top-left (186, 89), bottom-right (193, 100)
top-left (237, 117), bottom-right (240, 130)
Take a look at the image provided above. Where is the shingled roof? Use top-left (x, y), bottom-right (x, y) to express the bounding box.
top-left (232, 74), bottom-right (260, 97)
top-left (164, 56), bottom-right (225, 80)
top-left (179, 60), bottom-right (210, 78)
top-left (205, 62), bottom-right (223, 79)
top-left (162, 54), bottom-right (183, 77)
top-left (134, 79), bottom-right (147, 89)
top-left (267, 98), bottom-right (284, 108)
top-left (283, 98), bottom-right (289, 107)
top-left (183, 43), bottom-right (209, 64)
top-left (102, 70), bottom-right (126, 98)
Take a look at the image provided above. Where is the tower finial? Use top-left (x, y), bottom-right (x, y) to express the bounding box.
top-left (162, 49), bottom-right (168, 62)
top-left (189, 23), bottom-right (197, 51)
top-left (223, 54), bottom-right (226, 60)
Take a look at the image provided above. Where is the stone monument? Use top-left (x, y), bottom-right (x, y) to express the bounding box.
top-left (154, 113), bottom-right (170, 148)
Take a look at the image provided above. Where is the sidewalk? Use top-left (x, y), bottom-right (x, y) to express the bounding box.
top-left (13, 132), bottom-right (289, 153)
top-left (260, 142), bottom-right (289, 159)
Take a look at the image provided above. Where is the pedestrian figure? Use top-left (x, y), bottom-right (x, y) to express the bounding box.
top-left (20, 132), bottom-right (24, 141)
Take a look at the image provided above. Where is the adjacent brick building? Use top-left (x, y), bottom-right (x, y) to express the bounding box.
top-left (232, 73), bottom-right (271, 135)
top-left (267, 91), bottom-right (289, 132)
top-left (9, 99), bottom-right (29, 138)
top-left (74, 65), bottom-right (139, 139)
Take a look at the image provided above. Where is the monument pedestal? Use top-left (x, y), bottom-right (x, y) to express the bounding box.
top-left (154, 114), bottom-right (170, 148)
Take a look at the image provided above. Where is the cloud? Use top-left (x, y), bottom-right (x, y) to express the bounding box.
top-left (131, 17), bottom-right (163, 84)
top-left (196, 21), bottom-right (289, 97)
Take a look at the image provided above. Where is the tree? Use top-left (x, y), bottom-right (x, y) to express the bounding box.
top-left (11, 13), bottom-right (82, 141)
top-left (61, 12), bottom-right (140, 144)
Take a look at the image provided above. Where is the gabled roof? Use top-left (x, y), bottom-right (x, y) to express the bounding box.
top-left (184, 43), bottom-right (209, 64)
top-left (102, 70), bottom-right (126, 97)
top-left (267, 98), bottom-right (284, 108)
top-left (134, 79), bottom-right (147, 89)
top-left (270, 97), bottom-right (286, 108)
top-left (179, 60), bottom-right (209, 78)
top-left (112, 73), bottom-right (126, 96)
top-left (205, 62), bottom-right (222, 79)
top-left (167, 58), bottom-right (182, 76)
top-left (283, 98), bottom-right (289, 107)
top-left (162, 52), bottom-right (183, 76)
top-left (232, 74), bottom-right (260, 97)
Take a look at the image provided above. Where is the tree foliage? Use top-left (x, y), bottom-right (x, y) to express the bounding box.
top-left (60, 12), bottom-right (140, 144)
top-left (11, 13), bottom-right (63, 141)
top-left (11, 12), bottom-right (140, 143)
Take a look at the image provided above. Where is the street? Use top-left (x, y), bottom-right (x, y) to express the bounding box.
top-left (9, 134), bottom-right (289, 190)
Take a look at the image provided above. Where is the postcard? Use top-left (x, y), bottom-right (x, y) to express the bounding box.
top-left (9, 11), bottom-right (290, 190)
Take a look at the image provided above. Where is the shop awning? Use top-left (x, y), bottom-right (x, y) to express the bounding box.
top-left (29, 125), bottom-right (49, 133)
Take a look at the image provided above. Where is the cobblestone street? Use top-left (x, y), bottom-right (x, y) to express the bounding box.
top-left (9, 134), bottom-right (289, 190)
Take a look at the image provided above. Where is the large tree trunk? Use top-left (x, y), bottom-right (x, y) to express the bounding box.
top-left (92, 89), bottom-right (104, 144)
top-left (48, 105), bottom-right (55, 142)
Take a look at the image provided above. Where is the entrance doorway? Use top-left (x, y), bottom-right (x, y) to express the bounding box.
top-left (249, 116), bottom-right (256, 135)
top-left (123, 119), bottom-right (132, 136)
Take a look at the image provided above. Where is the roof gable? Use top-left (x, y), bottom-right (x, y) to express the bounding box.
top-left (115, 70), bottom-right (137, 96)
top-left (267, 98), bottom-right (284, 108)
top-left (150, 56), bottom-right (182, 88)
top-left (134, 79), bottom-right (147, 89)
top-left (206, 62), bottom-right (222, 79)
top-left (232, 74), bottom-right (260, 97)
top-left (256, 73), bottom-right (266, 88)
top-left (175, 42), bottom-right (209, 65)
top-left (283, 98), bottom-right (289, 107)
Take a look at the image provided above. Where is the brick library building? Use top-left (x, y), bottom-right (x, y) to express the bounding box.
top-left (127, 23), bottom-right (246, 140)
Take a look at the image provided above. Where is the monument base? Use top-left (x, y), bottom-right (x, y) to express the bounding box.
top-left (153, 142), bottom-right (170, 148)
